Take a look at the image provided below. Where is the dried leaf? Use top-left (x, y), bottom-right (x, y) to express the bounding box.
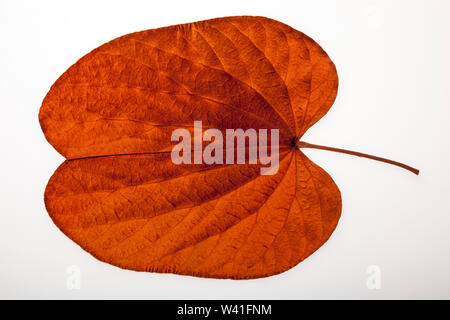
top-left (40, 16), bottom-right (343, 279)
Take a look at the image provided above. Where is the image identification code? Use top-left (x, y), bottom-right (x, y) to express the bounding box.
top-left (177, 304), bottom-right (272, 318)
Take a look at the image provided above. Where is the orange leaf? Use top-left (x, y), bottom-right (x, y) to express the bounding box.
top-left (40, 16), bottom-right (354, 279)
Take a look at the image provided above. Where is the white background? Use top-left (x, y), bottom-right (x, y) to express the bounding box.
top-left (1, 0), bottom-right (449, 299)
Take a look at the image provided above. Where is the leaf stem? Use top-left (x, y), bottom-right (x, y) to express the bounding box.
top-left (297, 140), bottom-right (419, 175)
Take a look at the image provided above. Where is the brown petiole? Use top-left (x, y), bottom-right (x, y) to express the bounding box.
top-left (297, 140), bottom-right (419, 175)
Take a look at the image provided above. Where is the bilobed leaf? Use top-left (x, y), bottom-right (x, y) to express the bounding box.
top-left (40, 16), bottom-right (343, 279)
